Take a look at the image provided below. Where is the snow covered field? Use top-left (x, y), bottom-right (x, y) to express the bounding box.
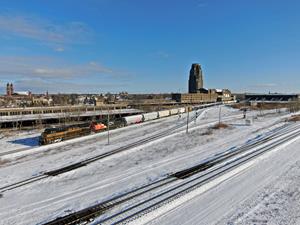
top-left (0, 106), bottom-right (299, 225)
top-left (0, 129), bottom-right (40, 155)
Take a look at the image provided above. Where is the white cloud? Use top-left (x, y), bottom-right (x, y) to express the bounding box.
top-left (0, 56), bottom-right (133, 93)
top-left (54, 47), bottom-right (65, 52)
top-left (11, 79), bottom-right (128, 94)
top-left (0, 13), bottom-right (93, 49)
top-left (0, 56), bottom-right (113, 79)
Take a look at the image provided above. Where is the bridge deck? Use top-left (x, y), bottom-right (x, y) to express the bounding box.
top-left (0, 108), bottom-right (143, 123)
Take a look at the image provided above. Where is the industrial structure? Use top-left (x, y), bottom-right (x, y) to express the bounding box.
top-left (245, 93), bottom-right (300, 102)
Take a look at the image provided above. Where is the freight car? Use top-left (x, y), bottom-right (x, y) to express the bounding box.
top-left (123, 114), bottom-right (143, 126)
top-left (170, 108), bottom-right (179, 115)
top-left (158, 110), bottom-right (170, 118)
top-left (122, 107), bottom-right (188, 126)
top-left (178, 107), bottom-right (185, 114)
top-left (143, 112), bottom-right (159, 121)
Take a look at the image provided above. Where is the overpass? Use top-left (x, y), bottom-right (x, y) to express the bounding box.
top-left (245, 93), bottom-right (300, 102)
top-left (0, 105), bottom-right (143, 128)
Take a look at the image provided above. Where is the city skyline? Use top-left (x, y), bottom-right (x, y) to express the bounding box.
top-left (0, 0), bottom-right (299, 94)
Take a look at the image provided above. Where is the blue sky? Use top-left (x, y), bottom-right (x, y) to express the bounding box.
top-left (0, 0), bottom-right (299, 94)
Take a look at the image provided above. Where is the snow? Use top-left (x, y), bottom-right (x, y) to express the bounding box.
top-left (140, 131), bottom-right (300, 224)
top-left (217, 155), bottom-right (300, 225)
top-left (0, 106), bottom-right (299, 225)
top-left (0, 130), bottom-right (40, 155)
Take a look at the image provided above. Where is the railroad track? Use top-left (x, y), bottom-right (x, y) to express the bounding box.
top-left (0, 146), bottom-right (35, 157)
top-left (43, 176), bottom-right (177, 225)
top-left (41, 122), bottom-right (300, 225)
top-left (0, 109), bottom-right (202, 192)
top-left (0, 108), bottom-right (288, 193)
top-left (0, 118), bottom-right (295, 193)
top-left (95, 126), bottom-right (300, 225)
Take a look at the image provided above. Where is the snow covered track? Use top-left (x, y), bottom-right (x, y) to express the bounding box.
top-left (0, 147), bottom-right (32, 157)
top-left (98, 125), bottom-right (300, 225)
top-left (41, 122), bottom-right (300, 225)
top-left (0, 174), bottom-right (48, 193)
top-left (43, 177), bottom-right (177, 225)
top-left (0, 110), bottom-right (202, 193)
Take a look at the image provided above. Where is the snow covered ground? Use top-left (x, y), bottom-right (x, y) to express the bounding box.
top-left (147, 137), bottom-right (300, 225)
top-left (0, 106), bottom-right (298, 225)
top-left (0, 129), bottom-right (40, 154)
top-left (218, 159), bottom-right (300, 225)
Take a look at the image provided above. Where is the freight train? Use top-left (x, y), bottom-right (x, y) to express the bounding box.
top-left (39, 103), bottom-right (220, 145)
top-left (121, 103), bottom-right (220, 126)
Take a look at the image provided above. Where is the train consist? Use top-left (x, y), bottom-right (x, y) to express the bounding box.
top-left (39, 103), bottom-right (220, 145)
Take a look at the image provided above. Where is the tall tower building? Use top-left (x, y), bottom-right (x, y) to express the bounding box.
top-left (10, 83), bottom-right (14, 95)
top-left (188, 63), bottom-right (204, 93)
top-left (6, 83), bottom-right (14, 96)
top-left (6, 83), bottom-right (11, 96)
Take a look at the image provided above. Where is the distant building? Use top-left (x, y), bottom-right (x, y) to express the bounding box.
top-left (5, 83), bottom-right (32, 97)
top-left (188, 64), bottom-right (204, 93)
top-left (32, 96), bottom-right (52, 106)
top-left (172, 91), bottom-right (218, 104)
top-left (14, 91), bottom-right (31, 96)
top-left (215, 89), bottom-right (234, 102)
top-left (172, 64), bottom-right (234, 103)
top-left (6, 83), bottom-right (13, 96)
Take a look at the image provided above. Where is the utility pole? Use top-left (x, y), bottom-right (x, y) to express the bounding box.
top-left (243, 108), bottom-right (247, 119)
top-left (107, 109), bottom-right (110, 145)
top-left (219, 106), bottom-right (222, 125)
top-left (186, 107), bottom-right (190, 134)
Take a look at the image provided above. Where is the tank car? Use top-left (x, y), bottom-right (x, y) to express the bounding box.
top-left (123, 114), bottom-right (143, 126)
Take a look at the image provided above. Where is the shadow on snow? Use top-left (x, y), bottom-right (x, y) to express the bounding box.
top-left (8, 136), bottom-right (40, 147)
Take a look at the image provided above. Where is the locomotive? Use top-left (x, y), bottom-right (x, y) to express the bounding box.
top-left (39, 122), bottom-right (107, 145)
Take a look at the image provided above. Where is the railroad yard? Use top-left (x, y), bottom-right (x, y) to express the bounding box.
top-left (1, 1), bottom-right (300, 224)
top-left (0, 105), bottom-right (299, 225)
